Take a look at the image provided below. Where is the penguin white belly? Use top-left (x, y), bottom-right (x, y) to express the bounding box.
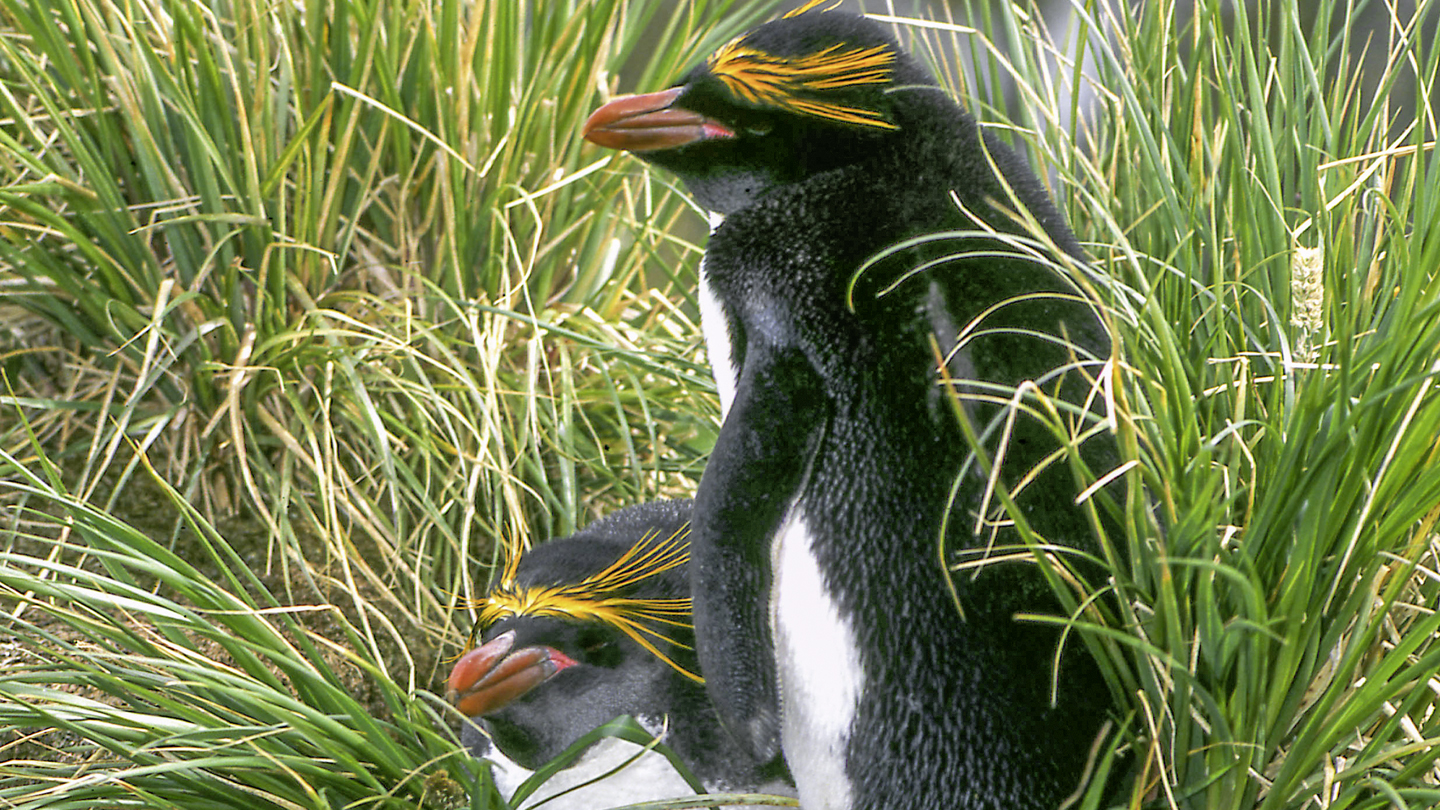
top-left (480, 724), bottom-right (710, 810)
top-left (772, 507), bottom-right (864, 810)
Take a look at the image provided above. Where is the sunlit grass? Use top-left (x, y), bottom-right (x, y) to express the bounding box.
top-left (0, 0), bottom-right (773, 805)
top-left (908, 0), bottom-right (1440, 807)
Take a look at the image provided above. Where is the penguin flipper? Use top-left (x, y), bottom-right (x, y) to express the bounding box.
top-left (691, 345), bottom-right (829, 762)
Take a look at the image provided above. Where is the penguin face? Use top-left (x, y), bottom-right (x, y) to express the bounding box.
top-left (451, 613), bottom-right (690, 769)
top-left (447, 504), bottom-right (702, 770)
top-left (583, 8), bottom-right (935, 214)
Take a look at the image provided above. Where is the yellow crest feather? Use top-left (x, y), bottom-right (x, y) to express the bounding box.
top-left (783, 0), bottom-right (842, 18)
top-left (467, 524), bottom-right (703, 683)
top-left (707, 39), bottom-right (899, 129)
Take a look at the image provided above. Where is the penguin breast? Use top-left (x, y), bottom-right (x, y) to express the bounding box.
top-left (771, 505), bottom-right (865, 810)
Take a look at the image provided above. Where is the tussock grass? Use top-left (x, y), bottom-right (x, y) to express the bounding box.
top-left (0, 0), bottom-right (762, 628)
top-left (1, 451), bottom-right (480, 808)
top-left (1, 0), bottom-right (1437, 808)
top-left (906, 0), bottom-right (1440, 807)
top-left (0, 0), bottom-right (771, 805)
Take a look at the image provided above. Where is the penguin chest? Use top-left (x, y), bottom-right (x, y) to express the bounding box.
top-left (699, 212), bottom-right (741, 416)
top-left (771, 507), bottom-right (865, 810)
top-left (698, 266), bottom-right (740, 415)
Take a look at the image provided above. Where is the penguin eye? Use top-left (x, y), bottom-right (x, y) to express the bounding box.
top-left (576, 627), bottom-right (622, 668)
top-left (744, 120), bottom-right (774, 137)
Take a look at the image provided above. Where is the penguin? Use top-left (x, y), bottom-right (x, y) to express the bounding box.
top-left (448, 500), bottom-right (794, 809)
top-left (582, 4), bottom-right (1117, 809)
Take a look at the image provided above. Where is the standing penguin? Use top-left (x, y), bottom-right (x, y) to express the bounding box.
top-left (583, 4), bottom-right (1115, 809)
top-left (448, 501), bottom-right (793, 809)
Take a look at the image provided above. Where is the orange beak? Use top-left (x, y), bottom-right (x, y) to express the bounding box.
top-left (447, 631), bottom-right (580, 718)
top-left (583, 87), bottom-right (735, 152)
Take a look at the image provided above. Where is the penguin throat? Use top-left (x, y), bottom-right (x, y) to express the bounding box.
top-left (680, 166), bottom-right (777, 215)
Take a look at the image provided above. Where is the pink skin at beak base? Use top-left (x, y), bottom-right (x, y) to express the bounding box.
top-left (583, 87), bottom-right (736, 152)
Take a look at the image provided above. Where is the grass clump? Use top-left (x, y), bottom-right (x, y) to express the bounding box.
top-left (919, 0), bottom-right (1440, 806)
top-left (0, 0), bottom-right (770, 805)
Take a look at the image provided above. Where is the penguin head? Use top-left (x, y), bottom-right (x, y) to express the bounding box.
top-left (583, 3), bottom-right (938, 213)
top-left (448, 502), bottom-right (704, 770)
